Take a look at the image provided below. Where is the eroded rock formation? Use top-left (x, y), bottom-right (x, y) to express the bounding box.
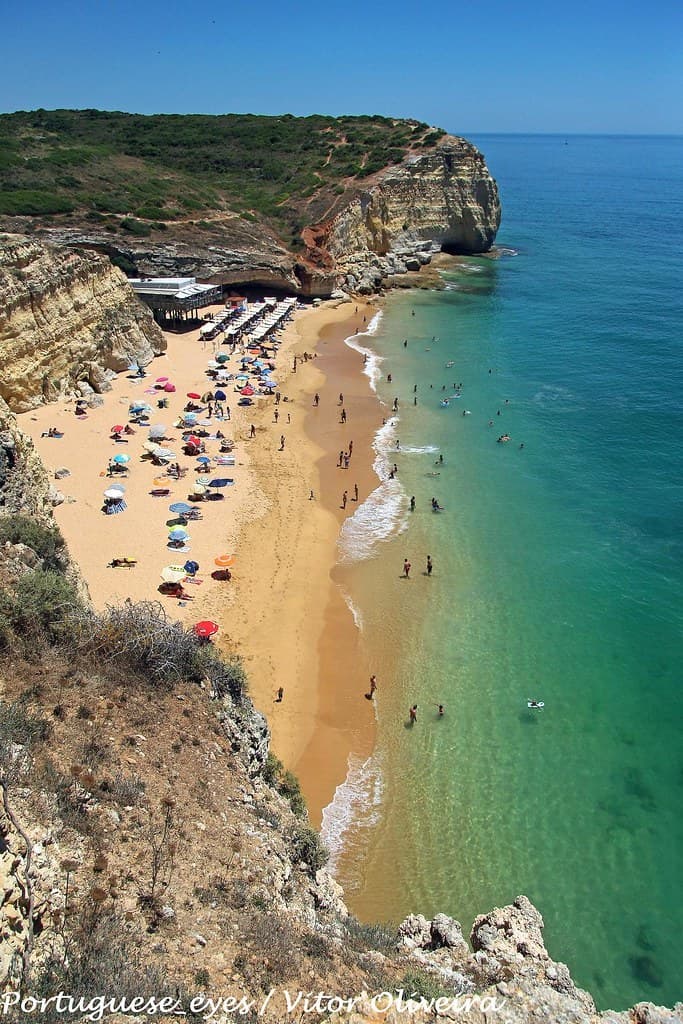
top-left (0, 234), bottom-right (166, 412)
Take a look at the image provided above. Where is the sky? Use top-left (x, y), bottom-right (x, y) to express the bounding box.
top-left (2, 0), bottom-right (681, 134)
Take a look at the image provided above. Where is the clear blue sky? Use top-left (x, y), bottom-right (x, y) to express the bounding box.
top-left (2, 0), bottom-right (681, 134)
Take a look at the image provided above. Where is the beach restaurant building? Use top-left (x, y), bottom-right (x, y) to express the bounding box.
top-left (130, 277), bottom-right (222, 322)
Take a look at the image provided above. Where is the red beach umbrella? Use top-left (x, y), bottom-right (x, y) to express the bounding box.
top-left (240, 385), bottom-right (254, 396)
top-left (110, 424), bottom-right (124, 434)
top-left (156, 376), bottom-right (169, 383)
top-left (164, 382), bottom-right (176, 393)
top-left (193, 620), bottom-right (219, 639)
top-left (187, 392), bottom-right (201, 400)
top-left (185, 435), bottom-right (201, 447)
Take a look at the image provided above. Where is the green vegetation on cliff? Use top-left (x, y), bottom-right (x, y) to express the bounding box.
top-left (0, 110), bottom-right (446, 244)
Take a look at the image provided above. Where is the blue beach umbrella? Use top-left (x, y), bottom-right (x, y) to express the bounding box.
top-left (169, 502), bottom-right (193, 515)
top-left (208, 478), bottom-right (233, 488)
top-left (168, 527), bottom-right (189, 542)
top-left (130, 401), bottom-right (152, 413)
top-left (112, 453), bottom-right (130, 465)
top-left (214, 389), bottom-right (227, 401)
top-left (196, 455), bottom-right (211, 465)
top-left (183, 560), bottom-right (200, 576)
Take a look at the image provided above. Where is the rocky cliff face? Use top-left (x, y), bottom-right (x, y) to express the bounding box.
top-left (16, 136), bottom-right (500, 298)
top-left (302, 136), bottom-right (501, 293)
top-left (0, 233), bottom-right (166, 412)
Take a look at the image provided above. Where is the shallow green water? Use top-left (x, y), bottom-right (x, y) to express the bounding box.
top-left (322, 136), bottom-right (683, 1010)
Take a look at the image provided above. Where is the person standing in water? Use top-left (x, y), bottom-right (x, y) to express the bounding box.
top-left (410, 495), bottom-right (416, 512)
top-left (403, 558), bottom-right (411, 578)
top-left (427, 555), bottom-right (433, 576)
top-left (369, 675), bottom-right (377, 697)
top-left (409, 704), bottom-right (418, 723)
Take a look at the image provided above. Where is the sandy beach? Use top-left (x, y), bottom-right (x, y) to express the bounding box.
top-left (20, 296), bottom-right (382, 826)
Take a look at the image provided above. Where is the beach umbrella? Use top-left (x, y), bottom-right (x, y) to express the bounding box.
top-left (184, 560), bottom-right (200, 576)
top-left (104, 486), bottom-right (126, 499)
top-left (195, 475), bottom-right (211, 485)
top-left (215, 353), bottom-right (230, 364)
top-left (143, 440), bottom-right (161, 454)
top-left (240, 385), bottom-right (255, 396)
top-left (183, 412), bottom-right (198, 423)
top-left (206, 360), bottom-right (219, 369)
top-left (112, 454), bottom-right (130, 465)
top-left (214, 554), bottom-right (236, 568)
top-left (153, 448), bottom-right (176, 462)
top-left (187, 392), bottom-right (201, 400)
top-left (164, 382), bottom-right (176, 393)
top-left (148, 424), bottom-right (166, 440)
top-left (193, 621), bottom-right (219, 639)
top-left (261, 379), bottom-right (277, 389)
top-left (169, 502), bottom-right (194, 515)
top-left (213, 390), bottom-right (227, 401)
top-left (201, 391), bottom-right (214, 403)
top-left (156, 376), bottom-right (169, 383)
top-left (160, 565), bottom-right (187, 583)
top-left (196, 456), bottom-right (211, 465)
top-left (191, 484), bottom-right (206, 496)
top-left (208, 478), bottom-right (232, 488)
top-left (110, 424), bottom-right (125, 434)
top-left (168, 526), bottom-right (190, 542)
top-left (184, 434), bottom-right (201, 447)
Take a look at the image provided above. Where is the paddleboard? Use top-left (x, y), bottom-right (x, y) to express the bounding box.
top-left (527, 701), bottom-right (545, 709)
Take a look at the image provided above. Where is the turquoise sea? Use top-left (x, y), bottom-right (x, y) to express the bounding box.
top-left (321, 135), bottom-right (683, 1010)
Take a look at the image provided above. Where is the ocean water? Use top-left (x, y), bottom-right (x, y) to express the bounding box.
top-left (321, 136), bottom-right (683, 1010)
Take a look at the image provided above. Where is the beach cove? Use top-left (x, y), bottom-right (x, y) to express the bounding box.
top-left (19, 296), bottom-right (386, 827)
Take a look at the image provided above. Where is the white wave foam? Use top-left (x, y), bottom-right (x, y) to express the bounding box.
top-left (398, 444), bottom-right (440, 455)
top-left (340, 589), bottom-right (364, 632)
top-left (320, 751), bottom-right (384, 872)
top-left (338, 479), bottom-right (408, 564)
top-left (344, 310), bottom-right (384, 393)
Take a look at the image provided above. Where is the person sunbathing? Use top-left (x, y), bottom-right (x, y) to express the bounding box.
top-left (109, 557), bottom-right (137, 568)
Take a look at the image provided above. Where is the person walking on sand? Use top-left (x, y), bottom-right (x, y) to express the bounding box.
top-left (354, 483), bottom-right (359, 502)
top-left (348, 440), bottom-right (353, 454)
top-left (250, 424), bottom-right (256, 438)
top-left (341, 408), bottom-right (347, 424)
top-left (274, 408), bottom-right (279, 423)
top-left (409, 704), bottom-right (418, 723)
top-left (427, 555), bottom-right (433, 576)
top-left (314, 393), bottom-right (320, 407)
top-left (338, 450), bottom-right (344, 468)
top-left (279, 434), bottom-right (285, 451)
top-left (403, 558), bottom-right (411, 578)
top-left (275, 687), bottom-right (284, 702)
top-left (369, 675), bottom-right (377, 697)
top-left (342, 490), bottom-right (348, 509)
top-left (339, 393), bottom-right (344, 405)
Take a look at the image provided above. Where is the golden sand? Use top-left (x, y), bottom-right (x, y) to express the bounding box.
top-left (20, 299), bottom-right (382, 825)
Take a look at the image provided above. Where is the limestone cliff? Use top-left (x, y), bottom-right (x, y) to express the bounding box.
top-left (13, 135), bottom-right (500, 298)
top-left (0, 233), bottom-right (166, 412)
top-left (302, 136), bottom-right (501, 294)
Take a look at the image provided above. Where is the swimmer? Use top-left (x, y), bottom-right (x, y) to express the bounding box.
top-left (410, 495), bottom-right (416, 511)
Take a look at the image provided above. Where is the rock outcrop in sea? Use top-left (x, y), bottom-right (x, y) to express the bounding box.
top-left (0, 233), bottom-right (166, 412)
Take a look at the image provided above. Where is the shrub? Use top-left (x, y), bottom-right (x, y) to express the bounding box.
top-left (344, 917), bottom-right (398, 953)
top-left (120, 218), bottom-right (151, 237)
top-left (289, 825), bottom-right (328, 873)
top-left (29, 905), bottom-right (175, 1022)
top-left (0, 515), bottom-right (66, 570)
top-left (0, 190), bottom-right (75, 216)
top-left (399, 970), bottom-right (449, 1002)
top-left (0, 570), bottom-right (81, 648)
